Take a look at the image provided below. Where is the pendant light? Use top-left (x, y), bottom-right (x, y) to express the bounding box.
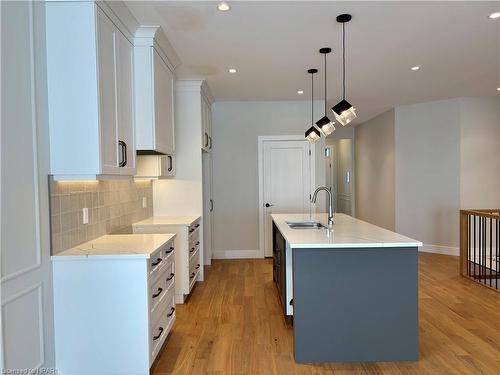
top-left (305, 69), bottom-right (321, 143)
top-left (331, 14), bottom-right (357, 126)
top-left (315, 47), bottom-right (336, 136)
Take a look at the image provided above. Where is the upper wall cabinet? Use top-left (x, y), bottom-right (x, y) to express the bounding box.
top-left (46, 1), bottom-right (136, 180)
top-left (134, 26), bottom-right (179, 156)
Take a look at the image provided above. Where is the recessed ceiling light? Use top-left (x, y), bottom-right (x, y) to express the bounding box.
top-left (228, 68), bottom-right (237, 74)
top-left (488, 12), bottom-right (500, 19)
top-left (497, 87), bottom-right (500, 91)
top-left (217, 2), bottom-right (231, 12)
top-left (410, 66), bottom-right (420, 71)
top-left (297, 90), bottom-right (304, 95)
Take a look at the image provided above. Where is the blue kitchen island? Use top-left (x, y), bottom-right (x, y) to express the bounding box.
top-left (271, 213), bottom-right (422, 363)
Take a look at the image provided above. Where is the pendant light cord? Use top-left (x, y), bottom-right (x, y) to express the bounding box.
top-left (324, 53), bottom-right (327, 114)
top-left (311, 71), bottom-right (314, 125)
top-left (342, 22), bottom-right (346, 100)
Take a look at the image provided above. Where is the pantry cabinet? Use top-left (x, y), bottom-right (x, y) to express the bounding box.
top-left (46, 1), bottom-right (136, 179)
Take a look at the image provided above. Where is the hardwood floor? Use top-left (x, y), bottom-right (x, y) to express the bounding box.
top-left (152, 253), bottom-right (500, 375)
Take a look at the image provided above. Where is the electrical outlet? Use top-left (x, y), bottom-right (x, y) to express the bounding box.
top-left (142, 197), bottom-right (147, 208)
top-left (82, 207), bottom-right (89, 225)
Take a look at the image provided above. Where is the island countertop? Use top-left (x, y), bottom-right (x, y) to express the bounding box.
top-left (271, 213), bottom-right (422, 249)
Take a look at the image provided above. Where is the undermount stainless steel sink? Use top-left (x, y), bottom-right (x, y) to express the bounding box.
top-left (286, 220), bottom-right (327, 229)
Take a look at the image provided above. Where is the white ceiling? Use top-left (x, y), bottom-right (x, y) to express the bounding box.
top-left (126, 1), bottom-right (500, 124)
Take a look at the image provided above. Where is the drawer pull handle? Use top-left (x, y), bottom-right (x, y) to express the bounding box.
top-left (167, 307), bottom-right (175, 317)
top-left (195, 264), bottom-right (200, 270)
top-left (189, 229), bottom-right (194, 233)
top-left (167, 273), bottom-right (174, 281)
top-left (153, 327), bottom-right (164, 341)
top-left (195, 224), bottom-right (200, 228)
top-left (151, 258), bottom-right (162, 266)
top-left (190, 247), bottom-right (195, 253)
top-left (165, 247), bottom-right (174, 254)
top-left (195, 241), bottom-right (200, 246)
top-left (152, 287), bottom-right (163, 298)
top-left (189, 272), bottom-right (196, 279)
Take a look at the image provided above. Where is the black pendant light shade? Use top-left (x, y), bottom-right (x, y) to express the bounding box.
top-left (305, 68), bottom-right (321, 143)
top-left (305, 126), bottom-right (321, 142)
top-left (316, 47), bottom-right (335, 136)
top-left (331, 14), bottom-right (357, 126)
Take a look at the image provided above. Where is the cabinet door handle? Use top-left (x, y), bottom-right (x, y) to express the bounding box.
top-left (209, 136), bottom-right (212, 149)
top-left (165, 247), bottom-right (174, 254)
top-left (167, 307), bottom-right (175, 317)
top-left (151, 258), bottom-right (162, 266)
top-left (167, 273), bottom-right (174, 281)
top-left (123, 141), bottom-right (127, 167)
top-left (204, 133), bottom-right (209, 148)
top-left (210, 199), bottom-right (213, 212)
top-left (195, 264), bottom-right (200, 269)
top-left (152, 287), bottom-right (163, 298)
top-left (190, 272), bottom-right (196, 279)
top-left (153, 327), bottom-right (164, 341)
top-left (118, 140), bottom-right (125, 167)
top-left (167, 155), bottom-right (173, 172)
top-left (265, 203), bottom-right (274, 208)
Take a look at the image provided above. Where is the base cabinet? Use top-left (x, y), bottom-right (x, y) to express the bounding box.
top-left (134, 217), bottom-right (202, 304)
top-left (52, 237), bottom-right (176, 375)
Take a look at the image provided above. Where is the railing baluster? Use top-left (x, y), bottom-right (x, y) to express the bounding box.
top-left (473, 215), bottom-right (476, 280)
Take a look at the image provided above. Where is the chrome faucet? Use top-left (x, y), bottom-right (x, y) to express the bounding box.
top-left (311, 186), bottom-right (335, 227)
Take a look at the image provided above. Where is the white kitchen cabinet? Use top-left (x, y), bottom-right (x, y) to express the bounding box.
top-left (133, 217), bottom-right (202, 304)
top-left (136, 154), bottom-right (175, 179)
top-left (46, 1), bottom-right (136, 179)
top-left (52, 234), bottom-right (176, 375)
top-left (134, 26), bottom-right (176, 155)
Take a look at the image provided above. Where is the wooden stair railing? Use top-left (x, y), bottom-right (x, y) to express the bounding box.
top-left (460, 209), bottom-right (500, 291)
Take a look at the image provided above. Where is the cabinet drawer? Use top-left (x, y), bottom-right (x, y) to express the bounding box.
top-left (148, 239), bottom-right (175, 279)
top-left (150, 295), bottom-right (175, 362)
top-left (188, 220), bottom-right (200, 235)
top-left (150, 280), bottom-right (174, 328)
top-left (149, 275), bottom-right (166, 312)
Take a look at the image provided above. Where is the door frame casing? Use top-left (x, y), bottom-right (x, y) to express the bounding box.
top-left (258, 135), bottom-right (316, 258)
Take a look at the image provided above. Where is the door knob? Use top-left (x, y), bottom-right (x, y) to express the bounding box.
top-left (265, 203), bottom-right (274, 208)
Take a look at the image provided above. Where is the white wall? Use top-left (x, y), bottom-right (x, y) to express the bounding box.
top-left (395, 99), bottom-right (461, 250)
top-left (459, 97), bottom-right (500, 209)
top-left (354, 97), bottom-right (499, 255)
top-left (355, 109), bottom-right (396, 230)
top-left (211, 101), bottom-right (326, 256)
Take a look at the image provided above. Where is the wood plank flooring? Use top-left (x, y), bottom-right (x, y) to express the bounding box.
top-left (152, 253), bottom-right (500, 375)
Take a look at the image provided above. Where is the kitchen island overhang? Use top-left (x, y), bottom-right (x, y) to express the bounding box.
top-left (271, 213), bottom-right (422, 363)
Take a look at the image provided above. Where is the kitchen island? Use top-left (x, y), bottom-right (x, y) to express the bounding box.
top-left (271, 213), bottom-right (422, 363)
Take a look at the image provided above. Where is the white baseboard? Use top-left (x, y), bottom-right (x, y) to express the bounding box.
top-left (419, 244), bottom-right (459, 257)
top-left (212, 249), bottom-right (262, 259)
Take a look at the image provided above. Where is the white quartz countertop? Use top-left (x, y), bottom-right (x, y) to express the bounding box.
top-left (271, 213), bottom-right (422, 249)
top-left (133, 215), bottom-right (201, 228)
top-left (52, 234), bottom-right (176, 260)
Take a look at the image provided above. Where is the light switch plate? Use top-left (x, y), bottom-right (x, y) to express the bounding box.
top-left (142, 197), bottom-right (147, 208)
top-left (82, 207), bottom-right (89, 224)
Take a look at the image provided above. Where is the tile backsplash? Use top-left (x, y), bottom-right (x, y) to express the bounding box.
top-left (49, 177), bottom-right (153, 254)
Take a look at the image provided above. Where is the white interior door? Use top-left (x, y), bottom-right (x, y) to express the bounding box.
top-left (1, 1), bottom-right (55, 369)
top-left (261, 139), bottom-right (312, 257)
